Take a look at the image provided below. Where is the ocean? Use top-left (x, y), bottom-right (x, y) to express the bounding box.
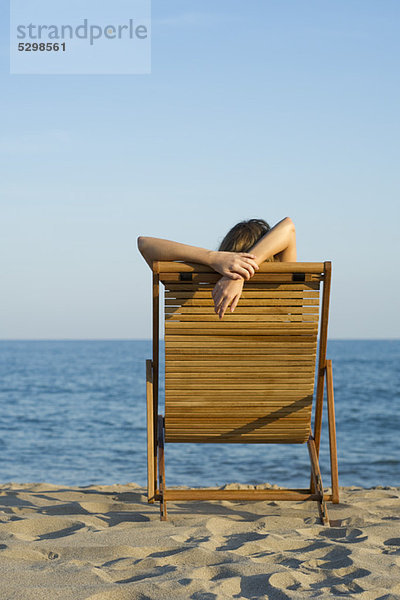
top-left (0, 340), bottom-right (399, 489)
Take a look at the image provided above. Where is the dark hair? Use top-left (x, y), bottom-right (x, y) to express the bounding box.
top-left (218, 218), bottom-right (275, 261)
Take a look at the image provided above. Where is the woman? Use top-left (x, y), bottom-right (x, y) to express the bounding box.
top-left (138, 216), bottom-right (296, 319)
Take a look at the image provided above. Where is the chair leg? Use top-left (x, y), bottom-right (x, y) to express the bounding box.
top-left (308, 437), bottom-right (329, 525)
top-left (146, 360), bottom-right (156, 503)
top-left (310, 365), bottom-right (326, 495)
top-left (326, 360), bottom-right (339, 503)
top-left (158, 415), bottom-right (167, 521)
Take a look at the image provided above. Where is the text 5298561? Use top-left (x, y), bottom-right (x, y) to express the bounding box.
top-left (18, 42), bottom-right (66, 52)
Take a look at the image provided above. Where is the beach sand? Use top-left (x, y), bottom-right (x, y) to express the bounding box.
top-left (0, 483), bottom-right (399, 600)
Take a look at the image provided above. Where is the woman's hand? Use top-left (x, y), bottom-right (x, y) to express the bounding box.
top-left (209, 251), bottom-right (259, 280)
top-left (212, 276), bottom-right (244, 319)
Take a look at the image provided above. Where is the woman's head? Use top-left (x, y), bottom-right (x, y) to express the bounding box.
top-left (219, 218), bottom-right (274, 260)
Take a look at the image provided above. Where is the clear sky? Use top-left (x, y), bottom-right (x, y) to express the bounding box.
top-left (1, 1), bottom-right (399, 339)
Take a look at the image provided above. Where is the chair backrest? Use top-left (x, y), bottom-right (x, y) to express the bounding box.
top-left (153, 261), bottom-right (331, 445)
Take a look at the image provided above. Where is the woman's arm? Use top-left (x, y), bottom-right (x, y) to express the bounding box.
top-left (250, 217), bottom-right (297, 264)
top-left (137, 236), bottom-right (259, 280)
top-left (212, 217), bottom-right (297, 318)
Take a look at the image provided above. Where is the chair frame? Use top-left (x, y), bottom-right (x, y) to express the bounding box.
top-left (145, 261), bottom-right (339, 524)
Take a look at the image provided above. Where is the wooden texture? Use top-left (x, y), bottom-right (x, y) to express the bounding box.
top-left (326, 360), bottom-right (339, 503)
top-left (308, 436), bottom-right (329, 525)
top-left (161, 269), bottom-right (322, 445)
top-left (164, 489), bottom-right (329, 501)
top-left (146, 360), bottom-right (155, 503)
top-left (165, 323), bottom-right (319, 333)
top-left (152, 272), bottom-right (159, 493)
top-left (155, 261), bottom-right (325, 273)
top-left (158, 416), bottom-right (167, 521)
top-left (313, 262), bottom-right (332, 454)
top-left (162, 274), bottom-right (322, 284)
top-left (146, 261), bottom-right (338, 522)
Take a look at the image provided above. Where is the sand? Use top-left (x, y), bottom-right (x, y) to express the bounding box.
top-left (0, 483), bottom-right (400, 600)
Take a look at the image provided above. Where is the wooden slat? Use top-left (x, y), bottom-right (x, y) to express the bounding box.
top-left (166, 288), bottom-right (320, 294)
top-left (166, 341), bottom-right (318, 348)
top-left (165, 306), bottom-right (319, 316)
top-left (165, 339), bottom-right (317, 347)
top-left (165, 330), bottom-right (318, 339)
top-left (165, 298), bottom-right (319, 307)
top-left (166, 391), bottom-right (314, 398)
top-left (166, 396), bottom-right (313, 403)
top-left (166, 432), bottom-right (310, 440)
top-left (166, 417), bottom-right (311, 423)
top-left (166, 281), bottom-right (319, 289)
top-left (166, 383), bottom-right (314, 389)
top-left (165, 436), bottom-right (309, 443)
top-left (167, 400), bottom-right (313, 408)
top-left (166, 366), bottom-right (315, 374)
top-left (165, 359), bottom-right (316, 365)
top-left (165, 290), bottom-right (320, 297)
top-left (166, 414), bottom-right (311, 422)
top-left (163, 489), bottom-right (322, 501)
top-left (166, 407), bottom-right (311, 416)
top-left (167, 402), bottom-right (312, 408)
top-left (166, 431), bottom-right (308, 436)
top-left (166, 360), bottom-right (315, 367)
top-left (166, 416), bottom-right (310, 424)
top-left (166, 375), bottom-right (315, 382)
top-left (165, 308), bottom-right (319, 317)
top-left (167, 412), bottom-right (312, 419)
top-left (166, 356), bottom-right (316, 361)
top-left (166, 373), bottom-right (314, 381)
top-left (165, 336), bottom-right (318, 342)
top-left (167, 428), bottom-right (309, 434)
top-left (165, 430), bottom-right (309, 437)
top-left (166, 384), bottom-right (314, 391)
top-left (156, 261), bottom-right (324, 273)
top-left (166, 349), bottom-right (315, 356)
top-left (165, 321), bottom-right (318, 329)
top-left (166, 369), bottom-right (315, 376)
top-left (166, 345), bottom-right (316, 352)
top-left (166, 365), bottom-right (315, 373)
top-left (165, 346), bottom-right (315, 360)
top-left (167, 399), bottom-right (313, 406)
top-left (161, 273), bottom-right (321, 284)
top-left (165, 427), bottom-right (310, 433)
top-left (165, 334), bottom-right (317, 343)
top-left (167, 411), bottom-right (312, 419)
top-left (166, 360), bottom-right (315, 374)
top-left (167, 402), bottom-right (313, 409)
top-left (166, 398), bottom-right (313, 405)
top-left (165, 289), bottom-right (320, 298)
top-left (165, 282), bottom-right (320, 288)
top-left (166, 422), bottom-right (311, 428)
top-left (167, 392), bottom-right (313, 401)
top-left (165, 314), bottom-right (319, 322)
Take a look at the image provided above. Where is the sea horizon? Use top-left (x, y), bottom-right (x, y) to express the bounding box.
top-left (1, 340), bottom-right (399, 489)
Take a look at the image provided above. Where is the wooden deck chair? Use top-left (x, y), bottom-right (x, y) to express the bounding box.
top-left (145, 261), bottom-right (339, 524)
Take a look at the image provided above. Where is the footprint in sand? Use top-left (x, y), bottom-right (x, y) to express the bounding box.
top-left (319, 527), bottom-right (368, 544)
top-left (4, 515), bottom-right (87, 541)
top-left (383, 538), bottom-right (400, 555)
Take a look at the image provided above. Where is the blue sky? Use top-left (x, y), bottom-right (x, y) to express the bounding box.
top-left (1, 1), bottom-right (399, 339)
